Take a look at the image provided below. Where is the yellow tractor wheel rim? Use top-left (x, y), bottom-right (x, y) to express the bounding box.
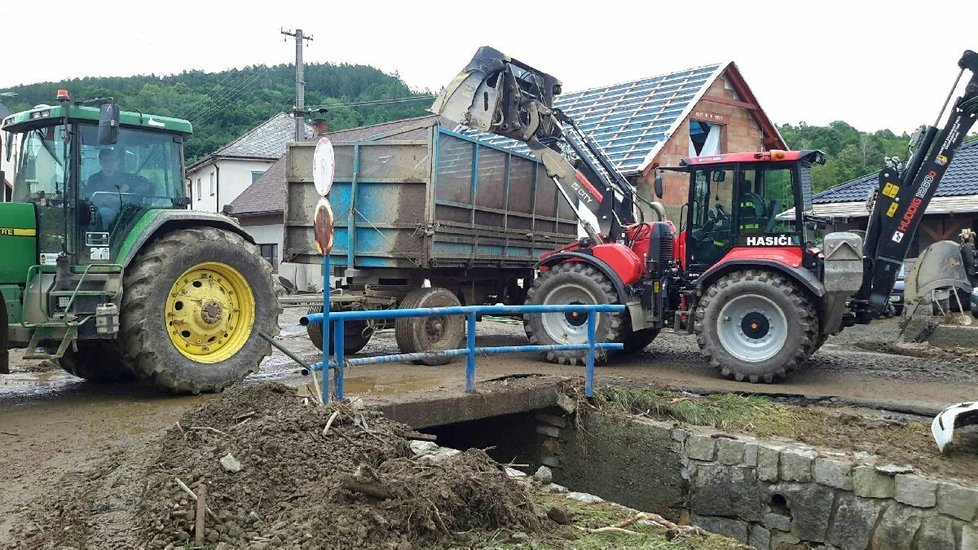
top-left (165, 261), bottom-right (255, 364)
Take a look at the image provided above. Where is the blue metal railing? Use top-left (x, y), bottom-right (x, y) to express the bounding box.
top-left (301, 303), bottom-right (625, 404)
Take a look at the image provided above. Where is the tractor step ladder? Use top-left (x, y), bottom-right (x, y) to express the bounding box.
top-left (23, 323), bottom-right (79, 360)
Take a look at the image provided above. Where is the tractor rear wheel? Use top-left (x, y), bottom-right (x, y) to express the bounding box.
top-left (695, 270), bottom-right (817, 383)
top-left (523, 263), bottom-right (625, 365)
top-left (58, 341), bottom-right (134, 383)
top-left (120, 227), bottom-right (280, 393)
top-left (394, 287), bottom-right (464, 365)
top-left (306, 306), bottom-right (373, 355)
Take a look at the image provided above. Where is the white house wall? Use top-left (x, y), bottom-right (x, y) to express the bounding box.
top-left (186, 158), bottom-right (274, 213)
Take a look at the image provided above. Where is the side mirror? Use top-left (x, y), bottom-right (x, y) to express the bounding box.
top-left (712, 170), bottom-right (726, 183)
top-left (3, 132), bottom-right (11, 162)
top-left (653, 171), bottom-right (664, 199)
top-left (98, 103), bottom-right (120, 145)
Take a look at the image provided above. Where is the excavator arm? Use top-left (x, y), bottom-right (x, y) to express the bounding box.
top-left (853, 50), bottom-right (978, 320)
top-left (432, 46), bottom-right (649, 243)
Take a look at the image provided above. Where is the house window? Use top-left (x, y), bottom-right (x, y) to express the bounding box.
top-left (259, 243), bottom-right (278, 268)
top-left (195, 178), bottom-right (202, 199)
top-left (209, 173), bottom-right (216, 196)
top-left (689, 121), bottom-right (723, 156)
top-left (252, 170), bottom-right (266, 183)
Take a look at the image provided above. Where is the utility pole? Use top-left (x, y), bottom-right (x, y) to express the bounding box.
top-left (281, 28), bottom-right (314, 141)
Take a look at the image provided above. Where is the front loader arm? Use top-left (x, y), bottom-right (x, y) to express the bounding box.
top-left (854, 50), bottom-right (978, 319)
top-left (431, 46), bottom-right (640, 242)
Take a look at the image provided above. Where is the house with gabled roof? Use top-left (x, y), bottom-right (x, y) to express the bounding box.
top-left (810, 139), bottom-right (978, 256)
top-left (470, 61), bottom-right (785, 219)
top-left (186, 112), bottom-right (311, 213)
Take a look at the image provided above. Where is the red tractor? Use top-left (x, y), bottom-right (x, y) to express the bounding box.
top-left (433, 47), bottom-right (978, 383)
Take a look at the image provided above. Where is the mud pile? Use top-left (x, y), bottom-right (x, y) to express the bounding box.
top-left (23, 383), bottom-right (540, 549)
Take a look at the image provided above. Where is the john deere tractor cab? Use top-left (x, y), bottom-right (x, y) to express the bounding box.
top-left (0, 91), bottom-right (279, 392)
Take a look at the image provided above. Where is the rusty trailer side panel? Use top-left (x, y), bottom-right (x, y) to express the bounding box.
top-left (284, 122), bottom-right (577, 272)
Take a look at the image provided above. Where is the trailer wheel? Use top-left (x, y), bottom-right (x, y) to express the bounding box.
top-left (695, 269), bottom-right (817, 383)
top-left (305, 306), bottom-right (373, 355)
top-left (621, 328), bottom-right (660, 354)
top-left (120, 227), bottom-right (281, 393)
top-left (395, 287), bottom-right (464, 365)
top-left (524, 262), bottom-right (625, 365)
top-left (58, 341), bottom-right (134, 383)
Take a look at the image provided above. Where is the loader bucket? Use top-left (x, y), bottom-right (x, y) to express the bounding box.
top-left (902, 240), bottom-right (973, 322)
top-left (430, 46), bottom-right (510, 131)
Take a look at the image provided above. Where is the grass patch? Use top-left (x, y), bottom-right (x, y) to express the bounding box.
top-left (595, 386), bottom-right (775, 430)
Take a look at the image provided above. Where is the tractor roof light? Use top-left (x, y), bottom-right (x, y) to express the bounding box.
top-left (770, 150), bottom-right (786, 160)
top-left (56, 89), bottom-right (70, 102)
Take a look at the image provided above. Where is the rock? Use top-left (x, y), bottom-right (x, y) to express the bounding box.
top-left (962, 524), bottom-right (978, 550)
top-left (743, 442), bottom-right (758, 467)
top-left (762, 512), bottom-right (790, 532)
top-left (220, 453), bottom-right (243, 473)
top-left (510, 531), bottom-right (530, 542)
top-left (396, 542), bottom-right (413, 550)
top-left (894, 474), bottom-right (938, 508)
top-left (215, 543), bottom-right (231, 550)
top-left (916, 515), bottom-right (956, 550)
top-left (409, 440), bottom-right (438, 456)
top-left (872, 504), bottom-right (923, 550)
top-left (685, 433), bottom-right (716, 461)
top-left (757, 444), bottom-right (781, 482)
top-left (545, 483), bottom-right (568, 493)
top-left (826, 492), bottom-right (884, 550)
top-left (533, 466), bottom-right (553, 484)
top-left (420, 447), bottom-right (461, 462)
top-left (779, 447), bottom-right (815, 482)
top-left (670, 427), bottom-right (686, 442)
top-left (814, 457), bottom-right (853, 490)
top-left (546, 505), bottom-right (575, 525)
top-left (505, 467), bottom-right (527, 479)
top-left (556, 393), bottom-right (576, 414)
top-left (937, 482), bottom-right (978, 521)
top-left (876, 463), bottom-right (915, 475)
top-left (692, 515), bottom-right (749, 544)
top-left (716, 438), bottom-right (746, 466)
top-left (689, 464), bottom-right (732, 516)
top-left (349, 396), bottom-right (366, 411)
top-left (748, 525), bottom-right (771, 549)
top-left (853, 465), bottom-right (895, 498)
top-left (566, 492), bottom-right (603, 504)
top-left (767, 482), bottom-right (834, 541)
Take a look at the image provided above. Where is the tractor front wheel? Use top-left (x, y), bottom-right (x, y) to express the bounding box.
top-left (58, 341), bottom-right (134, 383)
top-left (120, 227), bottom-right (280, 393)
top-left (523, 263), bottom-right (625, 365)
top-left (695, 270), bottom-right (817, 383)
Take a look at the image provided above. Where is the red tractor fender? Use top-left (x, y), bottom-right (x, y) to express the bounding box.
top-left (537, 242), bottom-right (644, 305)
top-left (695, 247), bottom-right (826, 300)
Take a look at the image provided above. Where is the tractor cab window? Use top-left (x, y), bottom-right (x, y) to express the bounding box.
top-left (688, 168), bottom-right (735, 268)
top-left (11, 126), bottom-right (67, 205)
top-left (740, 166), bottom-right (799, 242)
top-left (78, 124), bottom-right (184, 233)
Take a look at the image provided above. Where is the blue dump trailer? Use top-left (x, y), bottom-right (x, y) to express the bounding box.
top-left (283, 117), bottom-right (577, 356)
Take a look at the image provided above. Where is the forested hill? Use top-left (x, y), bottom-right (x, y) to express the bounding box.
top-left (0, 63), bottom-right (432, 162)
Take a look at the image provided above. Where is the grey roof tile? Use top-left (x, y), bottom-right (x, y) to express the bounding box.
top-left (814, 140), bottom-right (978, 204)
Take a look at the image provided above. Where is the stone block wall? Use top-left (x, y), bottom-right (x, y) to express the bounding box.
top-left (547, 410), bottom-right (978, 550)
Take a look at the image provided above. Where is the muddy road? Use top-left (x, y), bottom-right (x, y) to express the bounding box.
top-left (2, 309), bottom-right (977, 544)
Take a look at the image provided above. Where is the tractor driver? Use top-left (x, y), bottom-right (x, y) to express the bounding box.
top-left (85, 149), bottom-right (153, 230)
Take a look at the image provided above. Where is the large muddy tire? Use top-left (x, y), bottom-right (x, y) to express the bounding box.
top-left (58, 341), bottom-right (134, 383)
top-left (523, 263), bottom-right (625, 365)
top-left (306, 306), bottom-right (373, 355)
top-left (695, 270), bottom-right (816, 383)
top-left (621, 328), bottom-right (660, 354)
top-left (120, 227), bottom-right (281, 393)
top-left (394, 287), bottom-right (464, 366)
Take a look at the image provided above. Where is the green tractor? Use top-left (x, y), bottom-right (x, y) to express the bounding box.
top-left (0, 92), bottom-right (280, 393)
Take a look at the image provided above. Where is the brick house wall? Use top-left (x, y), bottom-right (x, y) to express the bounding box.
top-left (633, 74), bottom-right (771, 223)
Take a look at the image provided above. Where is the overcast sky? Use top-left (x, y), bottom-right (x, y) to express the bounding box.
top-left (2, 1), bottom-right (976, 135)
